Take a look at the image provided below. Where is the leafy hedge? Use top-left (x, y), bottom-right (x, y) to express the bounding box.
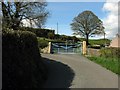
top-left (2, 29), bottom-right (47, 88)
top-left (20, 27), bottom-right (55, 38)
top-left (100, 47), bottom-right (120, 58)
top-left (88, 45), bottom-right (101, 49)
top-left (37, 37), bottom-right (49, 49)
top-left (37, 37), bottom-right (65, 49)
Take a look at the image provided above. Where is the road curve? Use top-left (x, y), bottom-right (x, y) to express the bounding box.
top-left (41, 53), bottom-right (118, 88)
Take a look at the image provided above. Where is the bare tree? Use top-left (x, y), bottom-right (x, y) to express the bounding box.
top-left (70, 10), bottom-right (104, 45)
top-left (2, 1), bottom-right (49, 30)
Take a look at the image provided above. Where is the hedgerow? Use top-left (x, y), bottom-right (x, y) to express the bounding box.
top-left (2, 29), bottom-right (47, 88)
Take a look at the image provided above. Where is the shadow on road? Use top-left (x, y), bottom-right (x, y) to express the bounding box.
top-left (42, 57), bottom-right (75, 88)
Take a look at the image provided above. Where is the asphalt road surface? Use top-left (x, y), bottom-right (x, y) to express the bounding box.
top-left (41, 53), bottom-right (118, 88)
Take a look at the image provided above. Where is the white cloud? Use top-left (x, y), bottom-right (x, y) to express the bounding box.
top-left (22, 19), bottom-right (31, 27)
top-left (102, 2), bottom-right (118, 39)
top-left (21, 19), bottom-right (36, 28)
top-left (102, 3), bottom-right (118, 14)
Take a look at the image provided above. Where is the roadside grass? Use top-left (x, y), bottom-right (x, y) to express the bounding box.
top-left (87, 56), bottom-right (119, 75)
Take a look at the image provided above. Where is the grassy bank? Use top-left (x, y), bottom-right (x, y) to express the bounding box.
top-left (87, 56), bottom-right (119, 75)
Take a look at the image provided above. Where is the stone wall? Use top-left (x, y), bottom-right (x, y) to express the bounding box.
top-left (41, 46), bottom-right (49, 53)
top-left (87, 48), bottom-right (100, 56)
top-left (41, 42), bottom-right (51, 54)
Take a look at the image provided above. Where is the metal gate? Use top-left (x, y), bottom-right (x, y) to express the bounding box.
top-left (51, 42), bottom-right (82, 54)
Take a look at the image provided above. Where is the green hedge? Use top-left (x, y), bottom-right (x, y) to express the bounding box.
top-left (100, 47), bottom-right (120, 58)
top-left (37, 38), bottom-right (49, 49)
top-left (88, 45), bottom-right (101, 49)
top-left (2, 29), bottom-right (47, 88)
top-left (20, 27), bottom-right (55, 38)
top-left (37, 37), bottom-right (65, 49)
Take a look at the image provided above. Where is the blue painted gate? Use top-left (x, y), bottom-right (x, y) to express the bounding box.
top-left (51, 42), bottom-right (82, 54)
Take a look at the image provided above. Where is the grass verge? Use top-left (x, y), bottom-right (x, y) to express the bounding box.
top-left (87, 56), bottom-right (119, 75)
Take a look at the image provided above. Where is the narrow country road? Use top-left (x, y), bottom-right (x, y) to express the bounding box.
top-left (41, 53), bottom-right (118, 88)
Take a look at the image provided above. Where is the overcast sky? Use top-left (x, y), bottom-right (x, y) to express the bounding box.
top-left (45, 1), bottom-right (118, 39)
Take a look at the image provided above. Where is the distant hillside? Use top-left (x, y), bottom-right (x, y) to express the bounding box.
top-left (79, 38), bottom-right (111, 46)
top-left (89, 39), bottom-right (111, 46)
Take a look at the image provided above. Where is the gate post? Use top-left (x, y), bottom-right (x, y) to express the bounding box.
top-left (82, 41), bottom-right (87, 55)
top-left (48, 42), bottom-right (52, 54)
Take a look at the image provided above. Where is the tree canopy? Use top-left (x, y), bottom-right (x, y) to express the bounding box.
top-left (2, 1), bottom-right (49, 30)
top-left (70, 10), bottom-right (105, 45)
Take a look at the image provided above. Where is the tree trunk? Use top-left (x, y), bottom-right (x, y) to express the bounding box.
top-left (86, 34), bottom-right (89, 46)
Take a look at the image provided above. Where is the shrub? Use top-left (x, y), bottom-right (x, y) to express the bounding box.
top-left (47, 32), bottom-right (55, 39)
top-left (88, 45), bottom-right (101, 49)
top-left (37, 38), bottom-right (49, 49)
top-left (37, 37), bottom-right (65, 49)
top-left (20, 27), bottom-right (55, 38)
top-left (100, 47), bottom-right (120, 58)
top-left (2, 29), bottom-right (47, 88)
